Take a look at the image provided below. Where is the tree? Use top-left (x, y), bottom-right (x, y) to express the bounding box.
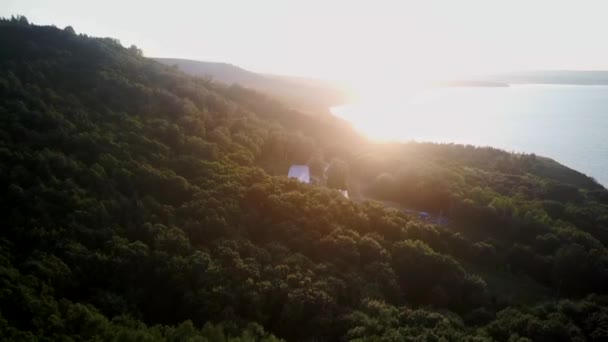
top-left (326, 158), bottom-right (348, 189)
top-left (64, 26), bottom-right (75, 34)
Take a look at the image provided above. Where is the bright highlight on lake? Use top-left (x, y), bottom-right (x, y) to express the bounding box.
top-left (332, 85), bottom-right (608, 186)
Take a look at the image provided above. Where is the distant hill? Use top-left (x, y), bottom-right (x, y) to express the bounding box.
top-left (494, 70), bottom-right (608, 85)
top-left (154, 58), bottom-right (351, 112)
top-left (442, 70), bottom-right (608, 88)
top-left (479, 70), bottom-right (608, 86)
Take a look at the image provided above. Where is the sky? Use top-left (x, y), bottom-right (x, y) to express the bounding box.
top-left (4, 0), bottom-right (608, 87)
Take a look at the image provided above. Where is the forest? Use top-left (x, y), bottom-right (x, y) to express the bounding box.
top-left (1, 17), bottom-right (608, 341)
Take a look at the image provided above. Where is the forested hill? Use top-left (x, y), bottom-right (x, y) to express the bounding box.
top-left (154, 57), bottom-right (351, 112)
top-left (2, 17), bottom-right (608, 341)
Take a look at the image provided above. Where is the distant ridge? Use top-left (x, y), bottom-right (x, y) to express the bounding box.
top-left (154, 58), bottom-right (262, 84)
top-left (484, 70), bottom-right (608, 86)
top-left (154, 57), bottom-right (351, 111)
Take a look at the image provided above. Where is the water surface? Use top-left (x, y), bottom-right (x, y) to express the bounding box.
top-left (332, 85), bottom-right (608, 186)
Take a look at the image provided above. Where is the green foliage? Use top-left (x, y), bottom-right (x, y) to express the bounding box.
top-left (1, 17), bottom-right (607, 341)
top-left (326, 158), bottom-right (349, 189)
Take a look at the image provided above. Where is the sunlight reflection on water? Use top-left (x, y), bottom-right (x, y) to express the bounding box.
top-left (332, 84), bottom-right (608, 186)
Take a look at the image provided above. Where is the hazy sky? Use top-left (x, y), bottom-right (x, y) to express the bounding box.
top-left (4, 0), bottom-right (608, 85)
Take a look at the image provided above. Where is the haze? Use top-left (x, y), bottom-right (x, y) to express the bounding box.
top-left (4, 0), bottom-right (608, 90)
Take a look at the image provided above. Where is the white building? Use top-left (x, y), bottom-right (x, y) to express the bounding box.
top-left (338, 189), bottom-right (349, 199)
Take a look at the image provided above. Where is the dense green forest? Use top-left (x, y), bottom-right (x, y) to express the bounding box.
top-left (1, 17), bottom-right (608, 341)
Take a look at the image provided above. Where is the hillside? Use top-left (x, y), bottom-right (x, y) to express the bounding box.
top-left (1, 17), bottom-right (608, 341)
top-left (154, 57), bottom-right (351, 112)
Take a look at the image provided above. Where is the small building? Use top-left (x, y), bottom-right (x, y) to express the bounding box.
top-left (288, 165), bottom-right (310, 184)
top-left (418, 211), bottom-right (430, 220)
top-left (338, 189), bottom-right (349, 199)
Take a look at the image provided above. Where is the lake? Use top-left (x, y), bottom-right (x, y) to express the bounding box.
top-left (331, 85), bottom-right (608, 186)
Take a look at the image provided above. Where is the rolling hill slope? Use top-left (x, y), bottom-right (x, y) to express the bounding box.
top-left (1, 17), bottom-right (608, 341)
top-left (154, 57), bottom-right (351, 112)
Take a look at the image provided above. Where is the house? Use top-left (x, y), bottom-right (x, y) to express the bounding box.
top-left (338, 189), bottom-right (349, 199)
top-left (288, 165), bottom-right (310, 184)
